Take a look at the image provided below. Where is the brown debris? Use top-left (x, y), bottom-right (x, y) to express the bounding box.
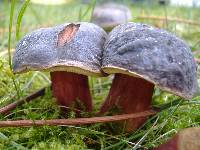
top-left (57, 23), bottom-right (80, 47)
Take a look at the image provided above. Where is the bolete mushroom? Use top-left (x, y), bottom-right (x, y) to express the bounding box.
top-left (154, 127), bottom-right (200, 150)
top-left (91, 2), bottom-right (132, 32)
top-left (12, 22), bottom-right (107, 114)
top-left (100, 23), bottom-right (198, 132)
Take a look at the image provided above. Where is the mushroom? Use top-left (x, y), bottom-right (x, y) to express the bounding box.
top-left (12, 22), bottom-right (107, 115)
top-left (154, 127), bottom-right (200, 150)
top-left (100, 23), bottom-right (198, 132)
top-left (91, 2), bottom-right (132, 32)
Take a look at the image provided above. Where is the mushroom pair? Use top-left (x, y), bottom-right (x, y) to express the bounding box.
top-left (13, 22), bottom-right (198, 132)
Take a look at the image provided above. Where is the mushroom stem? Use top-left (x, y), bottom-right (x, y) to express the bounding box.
top-left (153, 127), bottom-right (200, 150)
top-left (99, 73), bottom-right (154, 132)
top-left (50, 71), bottom-right (92, 115)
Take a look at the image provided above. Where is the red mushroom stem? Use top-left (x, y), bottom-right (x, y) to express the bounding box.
top-left (99, 73), bottom-right (154, 132)
top-left (50, 71), bottom-right (92, 115)
top-left (153, 135), bottom-right (179, 150)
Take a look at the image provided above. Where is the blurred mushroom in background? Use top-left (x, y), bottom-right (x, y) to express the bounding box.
top-left (91, 2), bottom-right (132, 32)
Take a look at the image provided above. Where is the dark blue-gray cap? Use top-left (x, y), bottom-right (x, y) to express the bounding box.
top-left (102, 23), bottom-right (198, 99)
top-left (13, 22), bottom-right (107, 77)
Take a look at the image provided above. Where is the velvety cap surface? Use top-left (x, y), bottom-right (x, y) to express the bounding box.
top-left (102, 23), bottom-right (198, 99)
top-left (13, 22), bottom-right (107, 76)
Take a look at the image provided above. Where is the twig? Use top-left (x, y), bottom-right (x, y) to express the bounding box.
top-left (0, 110), bottom-right (156, 128)
top-left (193, 50), bottom-right (200, 55)
top-left (0, 87), bottom-right (47, 115)
top-left (136, 16), bottom-right (200, 27)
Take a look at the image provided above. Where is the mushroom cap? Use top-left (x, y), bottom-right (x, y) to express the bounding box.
top-left (91, 3), bottom-right (132, 31)
top-left (13, 22), bottom-right (107, 77)
top-left (102, 23), bottom-right (198, 99)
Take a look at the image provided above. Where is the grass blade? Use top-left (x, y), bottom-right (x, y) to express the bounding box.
top-left (89, 0), bottom-right (96, 22)
top-left (78, 0), bottom-right (96, 21)
top-left (0, 132), bottom-right (27, 150)
top-left (16, 0), bottom-right (30, 40)
top-left (8, 0), bottom-right (21, 98)
top-left (8, 0), bottom-right (15, 69)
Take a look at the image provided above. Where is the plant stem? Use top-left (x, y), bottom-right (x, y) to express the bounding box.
top-left (0, 86), bottom-right (46, 115)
